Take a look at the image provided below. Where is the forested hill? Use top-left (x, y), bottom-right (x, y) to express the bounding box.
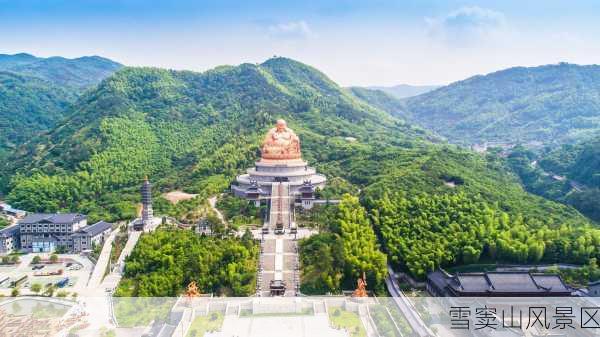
top-left (506, 137), bottom-right (600, 221)
top-left (347, 87), bottom-right (408, 119)
top-left (402, 63), bottom-right (600, 146)
top-left (2, 57), bottom-right (422, 219)
top-left (540, 137), bottom-right (600, 188)
top-left (0, 53), bottom-right (122, 157)
top-left (3, 57), bottom-right (598, 279)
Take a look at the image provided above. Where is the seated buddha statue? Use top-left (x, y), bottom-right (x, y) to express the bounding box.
top-left (261, 119), bottom-right (301, 160)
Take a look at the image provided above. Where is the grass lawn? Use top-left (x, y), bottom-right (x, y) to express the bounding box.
top-left (328, 306), bottom-right (366, 337)
top-left (186, 312), bottom-right (224, 337)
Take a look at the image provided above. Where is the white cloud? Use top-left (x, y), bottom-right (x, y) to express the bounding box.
top-left (267, 20), bottom-right (313, 40)
top-left (425, 6), bottom-right (506, 47)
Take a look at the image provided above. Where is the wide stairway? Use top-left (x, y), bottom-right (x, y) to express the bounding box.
top-left (269, 182), bottom-right (290, 228)
top-left (256, 182), bottom-right (301, 296)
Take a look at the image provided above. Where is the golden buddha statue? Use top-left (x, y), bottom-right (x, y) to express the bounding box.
top-left (352, 272), bottom-right (368, 297)
top-left (261, 119), bottom-right (301, 160)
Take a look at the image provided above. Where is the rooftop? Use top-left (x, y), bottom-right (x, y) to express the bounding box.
top-left (0, 224), bottom-right (20, 237)
top-left (428, 269), bottom-right (572, 296)
top-left (19, 213), bottom-right (87, 225)
top-left (73, 220), bottom-right (112, 236)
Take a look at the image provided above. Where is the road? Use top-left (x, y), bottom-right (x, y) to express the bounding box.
top-left (87, 229), bottom-right (118, 288)
top-left (530, 160), bottom-right (586, 192)
top-left (208, 195), bottom-right (228, 226)
top-left (100, 230), bottom-right (142, 290)
top-left (385, 265), bottom-right (434, 337)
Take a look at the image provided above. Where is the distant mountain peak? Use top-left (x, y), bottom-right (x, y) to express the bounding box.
top-left (403, 62), bottom-right (600, 146)
top-left (367, 83), bottom-right (441, 99)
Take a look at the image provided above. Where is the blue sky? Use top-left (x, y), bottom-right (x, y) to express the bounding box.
top-left (2, 0), bottom-right (600, 86)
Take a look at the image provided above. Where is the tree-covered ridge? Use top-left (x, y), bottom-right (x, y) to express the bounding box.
top-left (506, 138), bottom-right (600, 222)
top-left (347, 87), bottom-right (412, 120)
top-left (371, 191), bottom-right (600, 278)
top-left (0, 53), bottom-right (122, 162)
top-left (2, 58), bottom-right (421, 222)
top-left (0, 53), bottom-right (122, 91)
top-left (403, 63), bottom-right (600, 146)
top-left (540, 137), bottom-right (600, 188)
top-left (0, 71), bottom-right (76, 153)
top-left (115, 229), bottom-right (258, 297)
top-left (5, 60), bottom-right (594, 228)
top-left (300, 196), bottom-right (387, 294)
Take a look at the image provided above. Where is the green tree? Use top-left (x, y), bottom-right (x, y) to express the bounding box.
top-left (30, 283), bottom-right (42, 294)
top-left (44, 284), bottom-right (55, 297)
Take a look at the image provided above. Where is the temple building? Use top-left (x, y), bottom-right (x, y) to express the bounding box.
top-left (427, 269), bottom-right (573, 297)
top-left (133, 176), bottom-right (154, 231)
top-left (233, 119), bottom-right (326, 232)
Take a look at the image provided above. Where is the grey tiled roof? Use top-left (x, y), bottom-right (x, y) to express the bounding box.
top-left (0, 224), bottom-right (19, 237)
top-left (428, 269), bottom-right (571, 295)
top-left (19, 213), bottom-right (86, 224)
top-left (74, 221), bottom-right (112, 236)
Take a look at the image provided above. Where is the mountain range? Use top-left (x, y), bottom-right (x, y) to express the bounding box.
top-left (0, 54), bottom-right (598, 280)
top-left (0, 56), bottom-right (585, 229)
top-left (399, 63), bottom-right (600, 147)
top-left (0, 53), bottom-right (122, 157)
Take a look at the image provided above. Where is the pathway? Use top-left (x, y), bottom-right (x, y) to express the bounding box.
top-left (257, 233), bottom-right (299, 297)
top-left (87, 230), bottom-right (118, 289)
top-left (100, 230), bottom-right (142, 290)
top-left (268, 183), bottom-right (290, 228)
top-left (208, 196), bottom-right (228, 226)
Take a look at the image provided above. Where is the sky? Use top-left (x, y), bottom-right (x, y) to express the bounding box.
top-left (2, 0), bottom-right (600, 86)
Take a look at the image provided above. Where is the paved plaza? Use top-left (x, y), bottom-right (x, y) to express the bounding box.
top-left (207, 315), bottom-right (347, 337)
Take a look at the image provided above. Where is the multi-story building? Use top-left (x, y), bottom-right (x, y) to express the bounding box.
top-left (19, 213), bottom-right (87, 252)
top-left (0, 224), bottom-right (20, 254)
top-left (71, 220), bottom-right (113, 253)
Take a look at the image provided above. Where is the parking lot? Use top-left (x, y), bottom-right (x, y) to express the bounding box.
top-left (0, 253), bottom-right (94, 296)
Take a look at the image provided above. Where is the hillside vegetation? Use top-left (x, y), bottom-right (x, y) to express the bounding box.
top-left (507, 137), bottom-right (600, 221)
top-left (2, 57), bottom-right (597, 284)
top-left (2, 58), bottom-right (416, 221)
top-left (300, 196), bottom-right (387, 294)
top-left (402, 63), bottom-right (600, 146)
top-left (0, 53), bottom-right (122, 91)
top-left (115, 229), bottom-right (258, 296)
top-left (0, 53), bottom-right (121, 158)
top-left (0, 71), bottom-right (75, 153)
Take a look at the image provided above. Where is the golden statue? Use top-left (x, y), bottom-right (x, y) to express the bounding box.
top-left (261, 119), bottom-right (301, 160)
top-left (352, 272), bottom-right (368, 297)
top-left (185, 281), bottom-right (200, 298)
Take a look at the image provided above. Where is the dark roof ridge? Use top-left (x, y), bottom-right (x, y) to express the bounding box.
top-left (453, 272), bottom-right (464, 290)
top-left (483, 273), bottom-right (495, 290)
